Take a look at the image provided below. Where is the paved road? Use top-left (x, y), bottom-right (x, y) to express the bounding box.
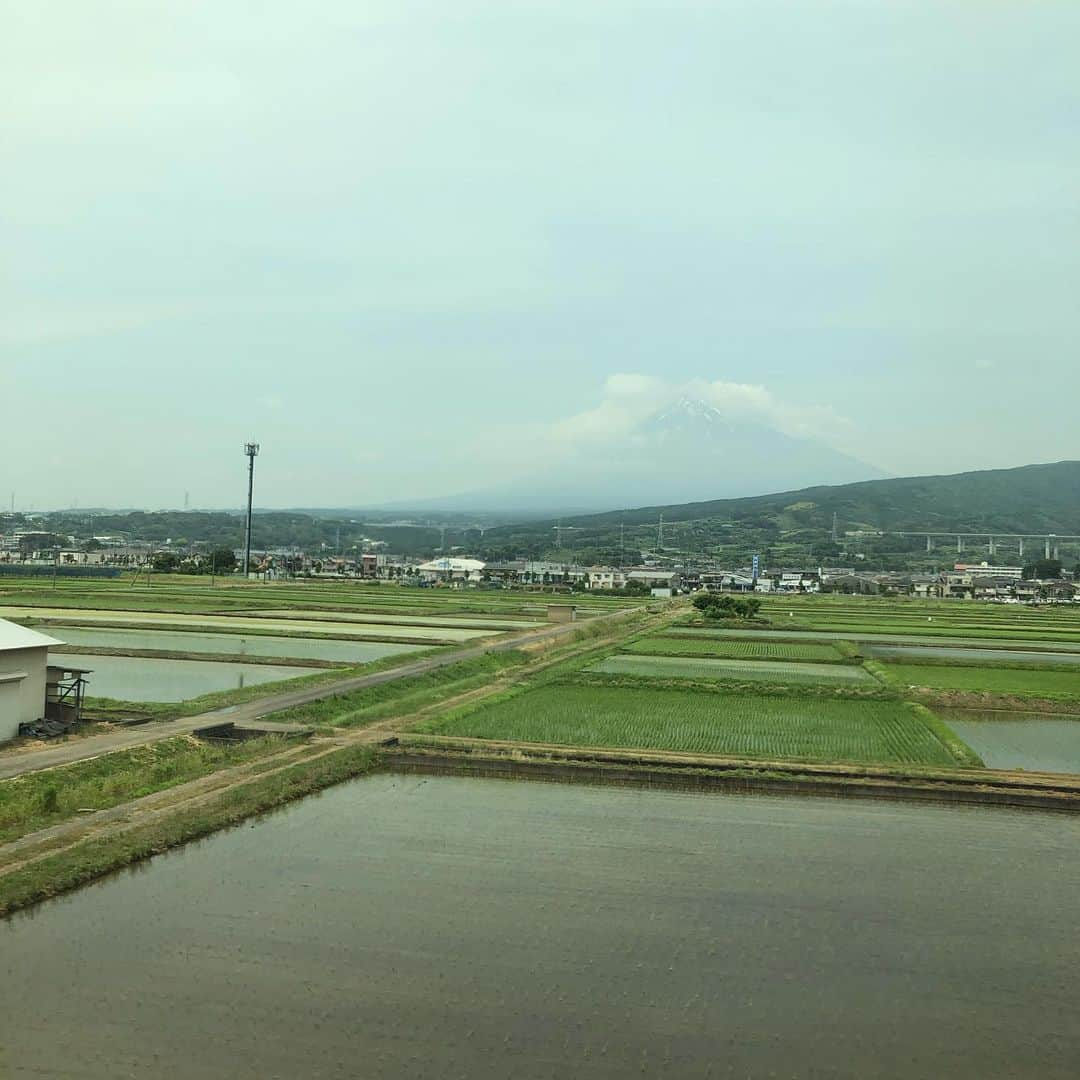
top-left (0, 613), bottom-right (632, 781)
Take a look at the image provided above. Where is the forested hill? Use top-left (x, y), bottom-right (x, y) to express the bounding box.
top-left (478, 461), bottom-right (1080, 565)
top-left (568, 460), bottom-right (1080, 533)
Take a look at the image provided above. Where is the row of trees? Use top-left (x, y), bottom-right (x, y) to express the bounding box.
top-left (150, 548), bottom-right (238, 574)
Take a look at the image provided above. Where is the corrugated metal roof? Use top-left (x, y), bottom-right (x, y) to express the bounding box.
top-left (0, 618), bottom-right (62, 651)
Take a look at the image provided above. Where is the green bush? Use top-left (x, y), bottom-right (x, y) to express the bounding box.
top-left (692, 592), bottom-right (762, 620)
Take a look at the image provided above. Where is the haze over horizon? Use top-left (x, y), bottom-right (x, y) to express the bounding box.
top-left (5, 3), bottom-right (1079, 510)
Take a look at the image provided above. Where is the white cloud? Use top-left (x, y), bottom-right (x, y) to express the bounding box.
top-left (551, 373), bottom-right (849, 447)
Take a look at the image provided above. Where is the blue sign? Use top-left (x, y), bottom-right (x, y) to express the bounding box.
top-left (751, 554), bottom-right (760, 580)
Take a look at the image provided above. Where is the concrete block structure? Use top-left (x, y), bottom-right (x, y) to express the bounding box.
top-left (0, 619), bottom-right (61, 743)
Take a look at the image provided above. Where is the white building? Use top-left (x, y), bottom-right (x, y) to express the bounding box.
top-left (417, 557), bottom-right (485, 583)
top-left (0, 620), bottom-right (62, 743)
top-left (587, 567), bottom-right (627, 590)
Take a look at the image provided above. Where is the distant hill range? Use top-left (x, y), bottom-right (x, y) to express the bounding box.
top-left (479, 460), bottom-right (1080, 565)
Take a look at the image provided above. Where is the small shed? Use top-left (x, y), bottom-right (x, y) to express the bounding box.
top-left (0, 619), bottom-right (63, 743)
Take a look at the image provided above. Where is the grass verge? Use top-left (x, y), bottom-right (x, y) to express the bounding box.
top-left (0, 735), bottom-right (289, 845)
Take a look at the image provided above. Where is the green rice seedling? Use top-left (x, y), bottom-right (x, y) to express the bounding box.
top-left (625, 636), bottom-right (843, 662)
top-left (586, 655), bottom-right (874, 686)
top-left (884, 663), bottom-right (1080, 700)
top-left (418, 684), bottom-right (969, 767)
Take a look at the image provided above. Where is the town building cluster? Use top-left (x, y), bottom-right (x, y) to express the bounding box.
top-left (2, 526), bottom-right (1077, 602)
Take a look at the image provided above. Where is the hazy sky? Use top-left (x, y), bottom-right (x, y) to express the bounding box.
top-left (4, 2), bottom-right (1079, 510)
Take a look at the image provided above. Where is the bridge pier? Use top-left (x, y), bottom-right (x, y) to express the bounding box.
top-left (926, 535), bottom-right (932, 553)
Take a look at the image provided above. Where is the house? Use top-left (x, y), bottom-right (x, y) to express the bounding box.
top-left (587, 567), bottom-right (628, 590)
top-left (626, 569), bottom-right (679, 589)
top-left (937, 573), bottom-right (976, 599)
top-left (0, 619), bottom-right (62, 743)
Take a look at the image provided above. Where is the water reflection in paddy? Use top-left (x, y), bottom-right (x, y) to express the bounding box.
top-left (50, 624), bottom-right (425, 663)
top-left (2, 775), bottom-right (1078, 1078)
top-left (61, 652), bottom-right (313, 701)
top-left (938, 708), bottom-right (1080, 773)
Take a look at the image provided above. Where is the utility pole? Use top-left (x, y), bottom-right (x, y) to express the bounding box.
top-left (243, 442), bottom-right (259, 579)
top-left (657, 514), bottom-right (664, 551)
top-left (831, 512), bottom-right (838, 544)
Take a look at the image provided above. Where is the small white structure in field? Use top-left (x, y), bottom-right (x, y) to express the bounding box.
top-left (0, 619), bottom-right (62, 742)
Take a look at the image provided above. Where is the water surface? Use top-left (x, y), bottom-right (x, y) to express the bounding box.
top-left (938, 708), bottom-right (1080, 773)
top-left (63, 652), bottom-right (313, 702)
top-left (1, 775), bottom-right (1078, 1078)
top-left (867, 644), bottom-right (1080, 666)
top-left (49, 625), bottom-right (424, 664)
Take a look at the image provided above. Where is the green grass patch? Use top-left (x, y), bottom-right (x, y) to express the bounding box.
top-left (587, 655), bottom-right (874, 685)
top-left (885, 663), bottom-right (1080, 700)
top-left (627, 635), bottom-right (843, 662)
top-left (0, 735), bottom-right (287, 845)
top-left (416, 684), bottom-right (966, 767)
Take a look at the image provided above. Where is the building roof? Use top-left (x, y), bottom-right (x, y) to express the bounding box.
top-left (0, 618), bottom-right (62, 652)
top-left (417, 558), bottom-right (485, 573)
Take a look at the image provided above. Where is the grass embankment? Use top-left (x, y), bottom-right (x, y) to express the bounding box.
top-left (415, 683), bottom-right (969, 767)
top-left (624, 635), bottom-right (844, 662)
top-left (0, 744), bottom-right (378, 918)
top-left (0, 736), bottom-right (289, 844)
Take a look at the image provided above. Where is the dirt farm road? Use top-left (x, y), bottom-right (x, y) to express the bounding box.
top-left (0, 614), bottom-right (631, 782)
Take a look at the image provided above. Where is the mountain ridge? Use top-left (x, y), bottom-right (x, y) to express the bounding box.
top-left (478, 459), bottom-right (1080, 564)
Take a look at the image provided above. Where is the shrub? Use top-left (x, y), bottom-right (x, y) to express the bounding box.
top-left (692, 592), bottom-right (762, 620)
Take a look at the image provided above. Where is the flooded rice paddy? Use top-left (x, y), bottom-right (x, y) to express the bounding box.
top-left (937, 709), bottom-right (1080, 773)
top-left (49, 625), bottom-right (425, 664)
top-left (65, 653), bottom-right (313, 702)
top-left (866, 644), bottom-right (1080, 666)
top-left (249, 608), bottom-right (541, 630)
top-left (0, 606), bottom-right (495, 642)
top-left (2, 775), bottom-right (1078, 1078)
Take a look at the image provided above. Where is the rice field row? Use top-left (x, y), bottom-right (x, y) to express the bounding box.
top-left (418, 685), bottom-right (964, 766)
top-left (0, 577), bottom-right (646, 619)
top-left (864, 644), bottom-right (1080, 668)
top-left (666, 627), bottom-right (1080, 653)
top-left (884, 663), bottom-right (1080, 699)
top-left (627, 636), bottom-right (843, 662)
top-left (588, 655), bottom-right (874, 685)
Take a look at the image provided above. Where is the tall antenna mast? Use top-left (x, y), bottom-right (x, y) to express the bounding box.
top-left (243, 442), bottom-right (259, 578)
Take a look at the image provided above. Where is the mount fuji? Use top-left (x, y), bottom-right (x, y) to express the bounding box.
top-left (386, 397), bottom-right (886, 515)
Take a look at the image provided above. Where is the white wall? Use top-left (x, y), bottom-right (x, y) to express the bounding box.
top-left (0, 645), bottom-right (48, 742)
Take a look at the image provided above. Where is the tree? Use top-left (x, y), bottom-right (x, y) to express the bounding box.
top-left (210, 547), bottom-right (238, 573)
top-left (1023, 558), bottom-right (1062, 580)
top-left (692, 592), bottom-right (762, 620)
top-left (151, 552), bottom-right (179, 572)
